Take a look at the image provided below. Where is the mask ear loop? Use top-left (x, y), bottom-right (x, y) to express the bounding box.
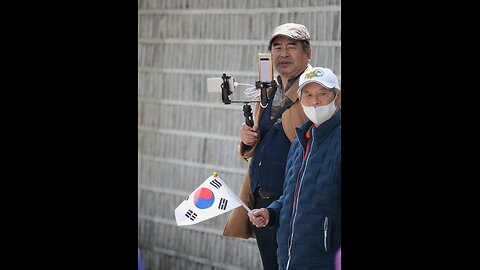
top-left (320, 88), bottom-right (338, 108)
top-left (332, 88), bottom-right (340, 110)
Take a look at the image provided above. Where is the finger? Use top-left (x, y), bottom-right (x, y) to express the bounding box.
top-left (251, 211), bottom-right (261, 217)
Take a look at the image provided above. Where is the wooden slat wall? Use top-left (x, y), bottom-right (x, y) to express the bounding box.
top-left (138, 0), bottom-right (341, 269)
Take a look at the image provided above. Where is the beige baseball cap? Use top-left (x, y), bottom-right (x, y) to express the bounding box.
top-left (268, 23), bottom-right (311, 49)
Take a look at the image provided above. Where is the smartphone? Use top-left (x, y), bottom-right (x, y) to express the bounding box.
top-left (206, 76), bottom-right (234, 93)
top-left (257, 53), bottom-right (273, 83)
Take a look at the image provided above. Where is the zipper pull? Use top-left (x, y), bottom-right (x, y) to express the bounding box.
top-left (323, 217), bottom-right (328, 252)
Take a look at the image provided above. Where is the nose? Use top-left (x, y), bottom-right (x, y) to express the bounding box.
top-left (278, 47), bottom-right (290, 58)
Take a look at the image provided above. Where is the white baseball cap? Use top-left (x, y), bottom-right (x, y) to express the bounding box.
top-left (297, 67), bottom-right (340, 97)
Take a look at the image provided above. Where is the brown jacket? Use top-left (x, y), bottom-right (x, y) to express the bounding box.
top-left (223, 67), bottom-right (311, 239)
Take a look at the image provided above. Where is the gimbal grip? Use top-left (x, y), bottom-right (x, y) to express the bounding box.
top-left (243, 104), bottom-right (254, 127)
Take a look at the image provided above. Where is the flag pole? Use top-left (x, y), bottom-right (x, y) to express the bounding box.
top-left (239, 199), bottom-right (252, 212)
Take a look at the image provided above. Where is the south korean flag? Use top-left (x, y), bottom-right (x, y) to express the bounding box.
top-left (174, 172), bottom-right (249, 226)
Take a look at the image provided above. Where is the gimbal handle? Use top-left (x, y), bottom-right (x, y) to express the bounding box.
top-left (243, 103), bottom-right (254, 127)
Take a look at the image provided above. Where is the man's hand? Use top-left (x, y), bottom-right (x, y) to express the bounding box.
top-left (240, 123), bottom-right (258, 146)
top-left (248, 208), bottom-right (270, 227)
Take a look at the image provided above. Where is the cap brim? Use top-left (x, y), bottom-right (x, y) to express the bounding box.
top-left (269, 34), bottom-right (292, 47)
top-left (269, 34), bottom-right (309, 48)
top-left (300, 80), bottom-right (336, 90)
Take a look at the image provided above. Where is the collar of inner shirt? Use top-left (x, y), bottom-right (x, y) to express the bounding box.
top-left (277, 72), bottom-right (303, 94)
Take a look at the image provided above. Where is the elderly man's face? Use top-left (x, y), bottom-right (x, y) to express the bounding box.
top-left (271, 36), bottom-right (311, 79)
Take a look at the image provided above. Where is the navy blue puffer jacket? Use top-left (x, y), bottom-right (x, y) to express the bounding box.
top-left (268, 111), bottom-right (341, 270)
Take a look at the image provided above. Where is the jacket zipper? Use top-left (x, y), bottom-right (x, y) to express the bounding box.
top-left (324, 216), bottom-right (329, 252)
top-left (286, 129), bottom-right (314, 269)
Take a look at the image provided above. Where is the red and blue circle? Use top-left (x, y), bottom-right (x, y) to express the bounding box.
top-left (193, 188), bottom-right (215, 209)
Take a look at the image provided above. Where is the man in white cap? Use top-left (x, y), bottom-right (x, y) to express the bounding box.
top-left (248, 67), bottom-right (341, 270)
top-left (223, 23), bottom-right (313, 270)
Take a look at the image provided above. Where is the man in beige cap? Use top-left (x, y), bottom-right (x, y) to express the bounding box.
top-left (223, 22), bottom-right (313, 270)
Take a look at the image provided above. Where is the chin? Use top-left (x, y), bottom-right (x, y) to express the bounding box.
top-left (276, 67), bottom-right (293, 76)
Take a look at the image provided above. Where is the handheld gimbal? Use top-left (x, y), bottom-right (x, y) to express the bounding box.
top-left (220, 73), bottom-right (276, 127)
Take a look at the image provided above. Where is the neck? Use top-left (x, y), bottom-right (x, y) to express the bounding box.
top-left (279, 74), bottom-right (299, 91)
top-left (279, 66), bottom-right (309, 90)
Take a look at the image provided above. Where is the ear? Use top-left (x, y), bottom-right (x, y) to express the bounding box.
top-left (306, 47), bottom-right (312, 60)
top-left (335, 91), bottom-right (341, 108)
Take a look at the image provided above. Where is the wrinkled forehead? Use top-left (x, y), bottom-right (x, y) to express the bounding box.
top-left (271, 36), bottom-right (301, 46)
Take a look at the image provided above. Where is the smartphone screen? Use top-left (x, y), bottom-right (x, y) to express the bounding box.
top-left (258, 53), bottom-right (272, 82)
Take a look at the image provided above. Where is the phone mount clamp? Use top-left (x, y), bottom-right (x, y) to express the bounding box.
top-left (221, 73), bottom-right (276, 127)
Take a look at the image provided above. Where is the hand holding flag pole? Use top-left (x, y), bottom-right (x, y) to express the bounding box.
top-left (174, 172), bottom-right (250, 226)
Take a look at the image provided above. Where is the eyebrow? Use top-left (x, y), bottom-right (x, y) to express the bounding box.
top-left (272, 41), bottom-right (297, 47)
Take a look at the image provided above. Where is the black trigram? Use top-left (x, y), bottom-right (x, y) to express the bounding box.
top-left (218, 198), bottom-right (228, 210)
top-left (185, 209), bottom-right (198, 221)
top-left (210, 179), bottom-right (222, 189)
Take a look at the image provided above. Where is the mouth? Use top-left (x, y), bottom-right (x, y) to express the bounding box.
top-left (277, 61), bottom-right (291, 67)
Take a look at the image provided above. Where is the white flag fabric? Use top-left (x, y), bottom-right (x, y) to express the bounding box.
top-left (174, 173), bottom-right (245, 226)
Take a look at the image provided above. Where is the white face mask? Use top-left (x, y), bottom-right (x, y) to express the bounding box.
top-left (301, 97), bottom-right (337, 126)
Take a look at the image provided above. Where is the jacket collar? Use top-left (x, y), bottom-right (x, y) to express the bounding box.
top-left (276, 64), bottom-right (313, 103)
top-left (296, 110), bottom-right (341, 144)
